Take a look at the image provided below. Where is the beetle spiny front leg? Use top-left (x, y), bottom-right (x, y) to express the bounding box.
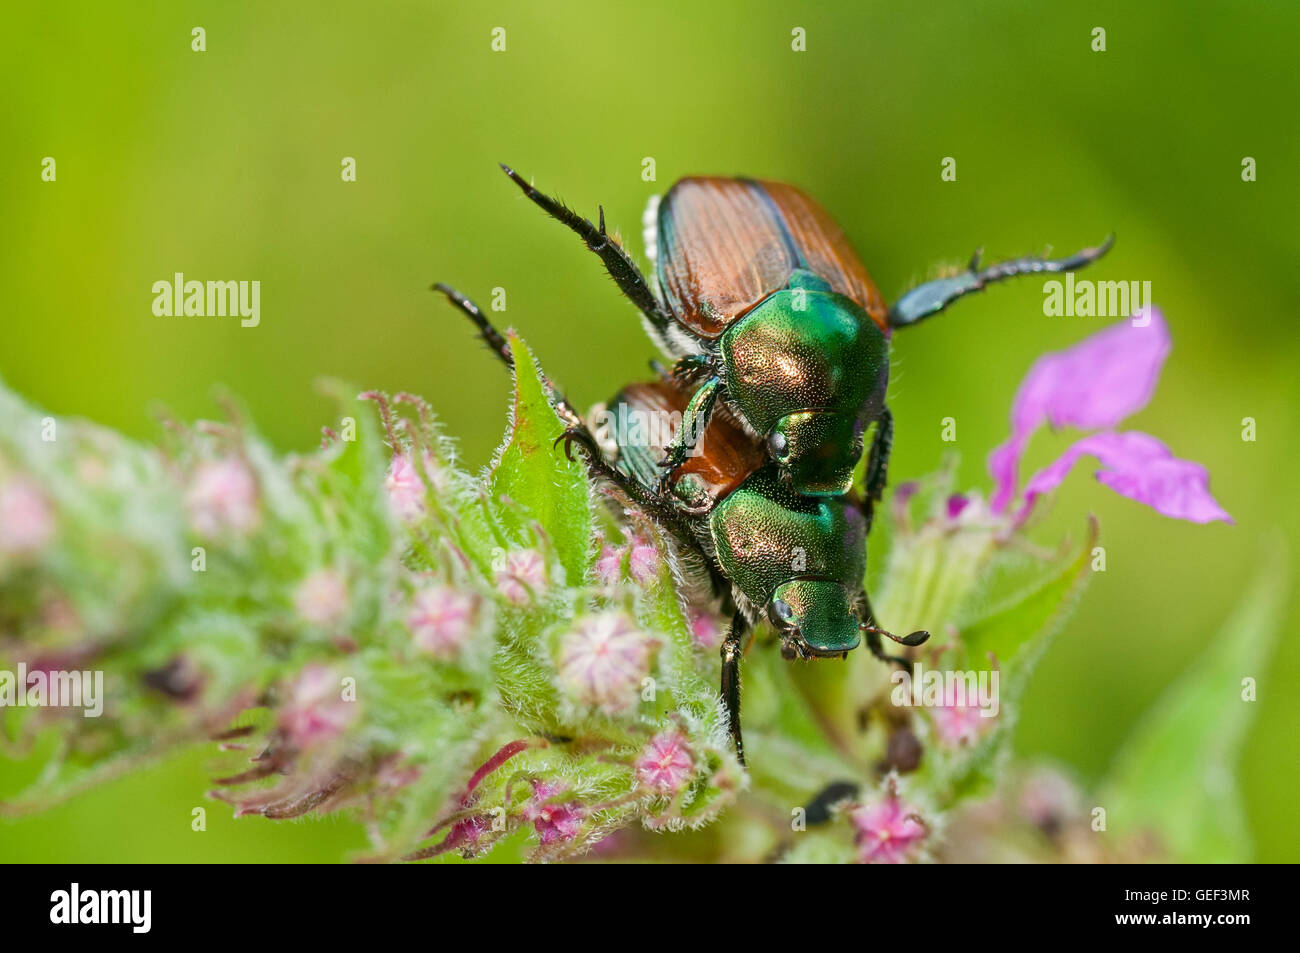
top-left (500, 164), bottom-right (676, 340)
top-left (433, 282), bottom-right (513, 369)
top-left (433, 282), bottom-right (584, 430)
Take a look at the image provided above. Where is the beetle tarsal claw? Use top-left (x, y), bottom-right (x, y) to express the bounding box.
top-left (554, 427), bottom-right (598, 463)
top-left (551, 431), bottom-right (577, 461)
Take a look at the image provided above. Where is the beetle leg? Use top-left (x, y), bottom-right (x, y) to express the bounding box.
top-left (552, 417), bottom-right (706, 541)
top-left (432, 282), bottom-right (585, 430)
top-left (433, 282), bottom-right (511, 364)
top-left (500, 164), bottom-right (677, 340)
top-left (888, 234), bottom-right (1115, 328)
top-left (802, 780), bottom-right (862, 826)
top-left (856, 590), bottom-right (929, 669)
top-left (719, 608), bottom-right (751, 766)
top-left (671, 353), bottom-right (714, 386)
top-left (435, 283), bottom-right (692, 533)
top-left (555, 426), bottom-right (662, 509)
top-left (657, 375), bottom-right (722, 492)
top-left (859, 407), bottom-right (893, 533)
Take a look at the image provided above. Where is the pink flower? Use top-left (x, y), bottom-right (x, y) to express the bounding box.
top-left (293, 569), bottom-right (348, 625)
top-left (1021, 431), bottom-right (1231, 523)
top-left (945, 493), bottom-right (971, 521)
top-left (987, 308), bottom-right (1230, 524)
top-left (495, 548), bottom-right (546, 605)
top-left (594, 543), bottom-right (625, 586)
top-left (279, 664), bottom-right (355, 748)
top-left (930, 681), bottom-right (991, 747)
top-left (384, 453), bottom-right (426, 521)
top-left (441, 814), bottom-right (492, 854)
top-left (407, 585), bottom-right (475, 658)
top-left (850, 787), bottom-right (927, 864)
top-left (635, 732), bottom-right (695, 794)
top-left (523, 781), bottom-right (583, 845)
top-left (1018, 766), bottom-right (1082, 834)
top-left (186, 457), bottom-right (259, 536)
top-left (689, 608), bottom-right (724, 650)
top-left (384, 451), bottom-right (450, 522)
top-left (557, 612), bottom-right (655, 714)
top-left (75, 456), bottom-right (108, 486)
top-left (0, 477), bottom-right (54, 554)
top-left (628, 537), bottom-right (659, 584)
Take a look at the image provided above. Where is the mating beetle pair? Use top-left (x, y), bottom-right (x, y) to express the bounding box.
top-left (439, 166), bottom-right (1110, 761)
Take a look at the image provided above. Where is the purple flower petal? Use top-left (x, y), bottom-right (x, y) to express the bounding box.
top-left (1020, 431), bottom-right (1232, 524)
top-left (989, 308), bottom-right (1171, 512)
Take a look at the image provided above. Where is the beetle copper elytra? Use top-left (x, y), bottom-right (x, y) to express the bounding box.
top-left (433, 284), bottom-right (927, 764)
top-left (500, 165), bottom-right (1113, 501)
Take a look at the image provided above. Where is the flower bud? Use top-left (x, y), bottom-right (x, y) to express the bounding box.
top-left (407, 585), bottom-right (475, 659)
top-left (185, 458), bottom-right (259, 536)
top-left (635, 731), bottom-right (694, 794)
top-left (557, 612), bottom-right (655, 714)
top-left (0, 477), bottom-right (54, 555)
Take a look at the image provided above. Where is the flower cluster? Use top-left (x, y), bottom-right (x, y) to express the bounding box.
top-left (0, 311), bottom-right (1255, 864)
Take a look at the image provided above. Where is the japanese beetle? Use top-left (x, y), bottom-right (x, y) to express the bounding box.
top-left (434, 284), bottom-right (928, 764)
top-left (500, 165), bottom-right (1112, 499)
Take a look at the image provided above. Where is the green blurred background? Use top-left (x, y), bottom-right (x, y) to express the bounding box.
top-left (2, 0), bottom-right (1296, 861)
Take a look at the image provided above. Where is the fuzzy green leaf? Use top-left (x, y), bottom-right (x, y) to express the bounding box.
top-left (937, 519), bottom-right (1097, 802)
top-left (959, 518), bottom-right (1098, 670)
top-left (1098, 544), bottom-right (1286, 862)
top-left (487, 334), bottom-right (593, 586)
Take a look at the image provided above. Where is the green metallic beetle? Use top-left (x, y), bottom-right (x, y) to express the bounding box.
top-left (500, 165), bottom-right (1113, 500)
top-left (433, 284), bottom-right (927, 763)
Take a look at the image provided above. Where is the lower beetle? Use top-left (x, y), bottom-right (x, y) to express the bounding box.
top-left (434, 284), bottom-right (928, 763)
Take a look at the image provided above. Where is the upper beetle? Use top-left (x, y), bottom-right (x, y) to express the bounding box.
top-left (501, 165), bottom-right (1112, 499)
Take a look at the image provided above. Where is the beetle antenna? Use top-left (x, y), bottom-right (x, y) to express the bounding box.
top-left (888, 233), bottom-right (1115, 329)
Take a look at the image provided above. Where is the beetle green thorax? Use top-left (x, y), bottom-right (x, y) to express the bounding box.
top-left (718, 271), bottom-right (889, 496)
top-left (708, 465), bottom-right (866, 652)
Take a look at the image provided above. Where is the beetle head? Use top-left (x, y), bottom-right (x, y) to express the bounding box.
top-left (768, 579), bottom-right (862, 659)
top-left (768, 411), bottom-right (864, 497)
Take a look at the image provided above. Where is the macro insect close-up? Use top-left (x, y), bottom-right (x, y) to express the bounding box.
top-left (1, 0), bottom-right (1297, 910)
top-left (436, 167), bottom-right (1113, 764)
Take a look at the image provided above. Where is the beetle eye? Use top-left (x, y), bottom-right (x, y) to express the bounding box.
top-left (772, 599), bottom-right (795, 622)
top-left (768, 431), bottom-right (789, 458)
